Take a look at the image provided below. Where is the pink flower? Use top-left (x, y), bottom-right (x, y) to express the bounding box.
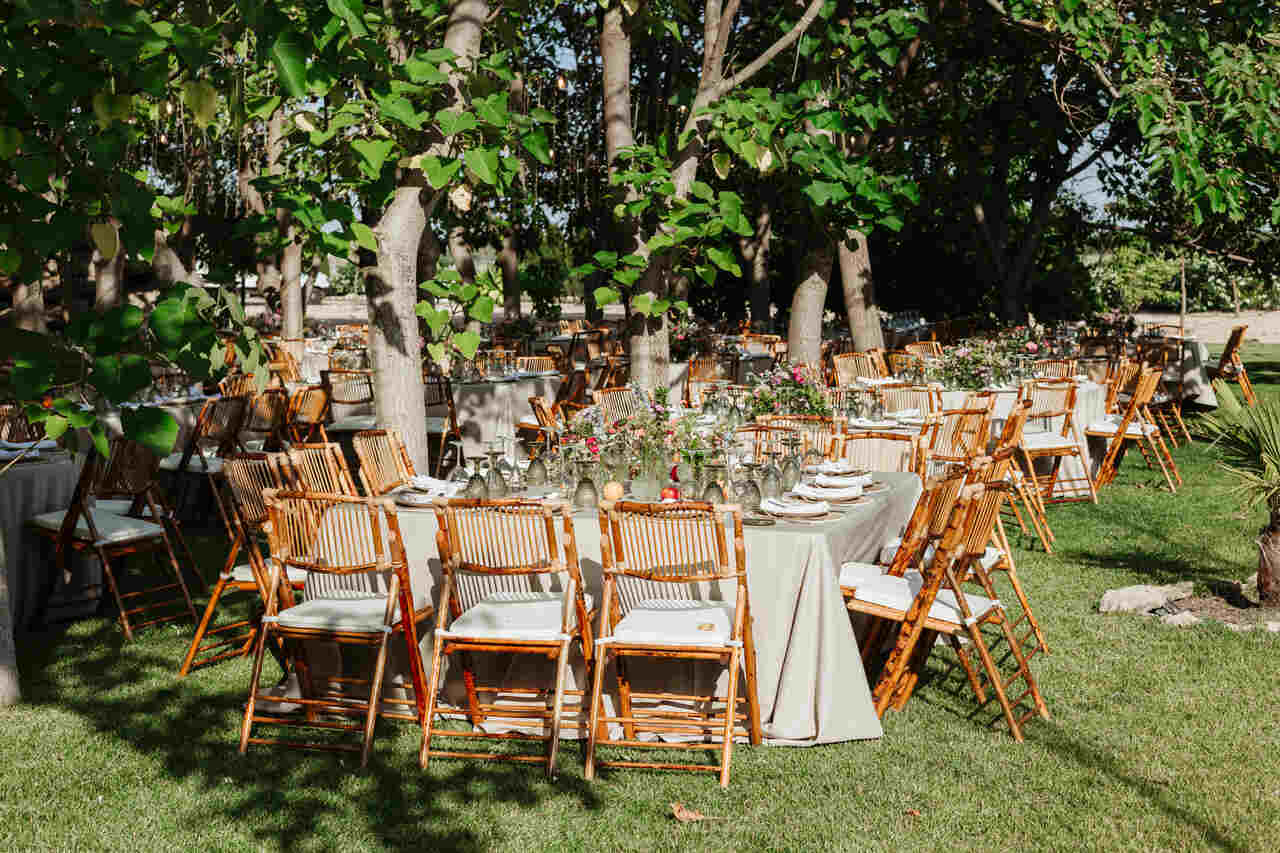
top-left (1025, 342), bottom-right (1039, 354)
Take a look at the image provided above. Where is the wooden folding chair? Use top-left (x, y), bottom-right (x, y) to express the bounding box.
top-left (988, 398), bottom-right (1054, 553)
top-left (420, 499), bottom-right (593, 776)
top-left (886, 351), bottom-right (923, 376)
top-left (1034, 358), bottom-right (1076, 379)
top-left (1104, 359), bottom-right (1141, 415)
top-left (586, 500), bottom-right (762, 788)
top-left (284, 385), bottom-right (331, 444)
top-left (756, 414), bottom-right (844, 461)
top-left (516, 355), bottom-right (557, 373)
top-left (0, 402), bottom-right (47, 443)
top-left (1017, 379), bottom-right (1097, 504)
top-left (282, 443), bottom-right (360, 495)
top-left (839, 431), bottom-right (925, 475)
top-left (904, 340), bottom-right (943, 359)
top-left (27, 439), bottom-right (199, 640)
top-left (240, 490), bottom-right (431, 767)
top-left (593, 387), bottom-right (644, 423)
top-left (924, 402), bottom-right (992, 461)
top-left (219, 372), bottom-right (258, 398)
top-left (1087, 367), bottom-right (1181, 493)
top-left (265, 342), bottom-right (304, 387)
top-left (517, 396), bottom-right (563, 452)
top-left (1208, 325), bottom-right (1256, 405)
top-left (322, 368), bottom-right (375, 411)
top-left (686, 356), bottom-right (726, 408)
top-left (833, 352), bottom-right (883, 386)
top-left (353, 429), bottom-right (415, 496)
top-left (178, 453), bottom-right (303, 677)
top-left (240, 387), bottom-right (289, 452)
top-left (423, 375), bottom-right (464, 477)
top-left (553, 369), bottom-right (591, 423)
top-left (877, 383), bottom-right (940, 417)
top-left (161, 395), bottom-right (247, 475)
top-left (1138, 339), bottom-right (1192, 446)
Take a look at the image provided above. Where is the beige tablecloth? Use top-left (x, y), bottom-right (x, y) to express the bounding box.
top-left (448, 375), bottom-right (561, 459)
top-left (326, 471), bottom-right (921, 746)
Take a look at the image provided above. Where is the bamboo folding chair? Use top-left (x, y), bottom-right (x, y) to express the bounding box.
top-left (877, 383), bottom-right (941, 417)
top-left (265, 342), bottom-right (304, 387)
top-left (423, 374), bottom-right (464, 477)
top-left (1034, 358), bottom-right (1077, 379)
top-left (285, 385), bottom-right (331, 444)
top-left (686, 356), bottom-right (726, 408)
top-left (1208, 325), bottom-right (1256, 405)
top-left (1104, 359), bottom-right (1141, 415)
top-left (866, 348), bottom-right (889, 377)
top-left (0, 402), bottom-right (47, 442)
top-left (734, 424), bottom-right (796, 461)
top-left (1137, 339), bottom-right (1192, 446)
top-left (1087, 367), bottom-right (1181, 493)
top-left (924, 402), bottom-right (992, 461)
top-left (27, 439), bottom-right (199, 640)
top-left (593, 355), bottom-right (629, 391)
top-left (240, 490), bottom-right (431, 767)
top-left (282, 443), bottom-right (361, 495)
top-left (593, 386), bottom-right (644, 423)
top-left (219, 372), bottom-right (258, 398)
top-left (886, 351), bottom-right (923, 377)
top-left (353, 429), bottom-right (415, 496)
top-left (904, 341), bottom-right (943, 359)
top-left (240, 387), bottom-right (289, 452)
top-left (553, 370), bottom-right (591, 423)
top-left (586, 500), bottom-right (762, 788)
top-left (990, 398), bottom-right (1054, 552)
top-left (420, 499), bottom-right (593, 776)
top-left (517, 396), bottom-right (563, 451)
top-left (322, 368), bottom-right (374, 409)
top-left (839, 431), bottom-right (925, 475)
top-left (833, 352), bottom-right (883, 386)
top-left (517, 355), bottom-right (557, 373)
top-left (178, 453), bottom-right (303, 677)
top-left (161, 395), bottom-right (247, 474)
top-left (1017, 380), bottom-right (1097, 504)
top-left (756, 414), bottom-right (844, 460)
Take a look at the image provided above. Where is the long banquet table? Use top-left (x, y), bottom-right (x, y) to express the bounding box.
top-left (308, 471), bottom-right (923, 746)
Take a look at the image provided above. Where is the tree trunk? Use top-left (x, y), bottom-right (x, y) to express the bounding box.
top-left (13, 278), bottom-right (48, 331)
top-left (364, 0), bottom-right (486, 471)
top-left (787, 240), bottom-right (835, 366)
top-left (498, 232), bottom-right (519, 320)
top-left (838, 230), bottom-right (884, 350)
top-left (1258, 509), bottom-right (1280, 605)
top-left (153, 229), bottom-right (191, 284)
top-left (280, 227), bottom-right (304, 361)
top-left (740, 204), bottom-right (772, 328)
top-left (91, 220), bottom-right (125, 312)
top-left (0, 565), bottom-right (17, 704)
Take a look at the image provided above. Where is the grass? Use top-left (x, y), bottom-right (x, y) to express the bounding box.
top-left (4, 345), bottom-right (1280, 852)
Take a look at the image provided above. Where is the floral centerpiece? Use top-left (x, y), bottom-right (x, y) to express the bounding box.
top-left (934, 338), bottom-right (1015, 390)
top-left (743, 362), bottom-right (832, 419)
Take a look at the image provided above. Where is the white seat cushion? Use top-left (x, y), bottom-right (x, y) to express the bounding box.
top-left (274, 590), bottom-right (427, 633)
top-left (445, 590), bottom-right (593, 642)
top-left (516, 415), bottom-right (541, 428)
top-left (224, 563), bottom-right (308, 586)
top-left (159, 451), bottom-right (223, 473)
top-left (611, 599), bottom-right (736, 647)
top-left (328, 414), bottom-right (378, 433)
top-left (95, 499), bottom-right (155, 517)
top-left (839, 561), bottom-right (885, 588)
top-left (1086, 416), bottom-right (1158, 437)
top-left (30, 509), bottom-right (166, 544)
top-left (851, 573), bottom-right (997, 626)
top-left (1021, 431), bottom-right (1077, 451)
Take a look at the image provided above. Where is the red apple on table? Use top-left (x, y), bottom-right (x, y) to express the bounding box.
top-left (661, 486), bottom-right (680, 501)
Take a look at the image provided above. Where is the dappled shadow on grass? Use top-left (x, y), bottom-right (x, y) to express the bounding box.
top-left (17, 617), bottom-right (602, 852)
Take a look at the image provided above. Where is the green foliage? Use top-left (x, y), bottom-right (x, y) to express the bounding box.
top-left (417, 266), bottom-right (501, 365)
top-left (1200, 386), bottom-right (1280, 511)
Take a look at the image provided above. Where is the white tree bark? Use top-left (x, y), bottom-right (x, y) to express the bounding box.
top-left (838, 230), bottom-right (884, 350)
top-left (787, 240), bottom-right (834, 365)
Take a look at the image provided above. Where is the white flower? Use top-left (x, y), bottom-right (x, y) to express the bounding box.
top-left (769, 303), bottom-right (778, 318)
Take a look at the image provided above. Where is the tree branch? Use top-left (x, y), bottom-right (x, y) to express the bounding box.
top-left (705, 0), bottom-right (825, 104)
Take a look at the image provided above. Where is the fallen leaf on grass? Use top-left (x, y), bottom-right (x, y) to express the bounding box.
top-left (905, 808), bottom-right (921, 817)
top-left (671, 802), bottom-right (725, 822)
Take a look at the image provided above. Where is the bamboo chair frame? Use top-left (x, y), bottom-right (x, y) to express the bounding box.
top-left (241, 387), bottom-right (289, 452)
top-left (423, 375), bottom-right (464, 477)
top-left (993, 398), bottom-right (1054, 553)
top-left (265, 342), bottom-right (304, 387)
top-left (1209, 325), bottom-right (1256, 405)
top-left (178, 453), bottom-right (300, 677)
top-left (321, 368), bottom-right (375, 409)
top-left (1104, 360), bottom-right (1141, 415)
top-left (516, 355), bottom-right (557, 373)
top-left (518, 396), bottom-right (562, 451)
top-left (27, 439), bottom-right (199, 641)
top-left (219, 372), bottom-right (257, 398)
top-left (866, 348), bottom-right (889, 377)
top-left (0, 402), bottom-right (47, 443)
top-left (420, 499), bottom-right (593, 776)
top-left (284, 385), bottom-right (331, 444)
top-left (877, 383), bottom-right (941, 417)
top-left (282, 443), bottom-right (361, 496)
top-left (686, 355), bottom-right (728, 408)
top-left (593, 387), bottom-right (644, 424)
top-left (924, 405), bottom-right (992, 461)
top-left (838, 431), bottom-right (925, 476)
top-left (353, 429), bottom-right (416, 496)
top-left (904, 341), bottom-right (943, 360)
top-left (1138, 340), bottom-right (1192, 446)
top-left (1033, 358), bottom-right (1077, 379)
top-left (586, 500), bottom-right (762, 788)
top-left (755, 414), bottom-right (844, 460)
top-left (735, 424), bottom-right (797, 460)
top-left (240, 490), bottom-right (431, 767)
top-left (1017, 380), bottom-right (1097, 504)
top-left (1087, 367), bottom-right (1181, 493)
top-left (832, 352), bottom-right (882, 386)
top-left (886, 350), bottom-right (923, 376)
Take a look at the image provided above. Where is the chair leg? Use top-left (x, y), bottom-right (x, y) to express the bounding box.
top-left (178, 575), bottom-right (232, 677)
top-left (546, 636), bottom-right (571, 777)
top-left (719, 646), bottom-right (741, 789)
top-left (964, 620), bottom-right (1024, 742)
top-left (360, 630), bottom-right (393, 768)
top-left (615, 654), bottom-right (636, 740)
top-left (155, 527), bottom-right (199, 626)
top-left (239, 620), bottom-right (272, 754)
top-left (96, 548), bottom-right (134, 642)
top-left (740, 606), bottom-right (763, 746)
top-left (583, 643), bottom-right (610, 781)
top-left (418, 632), bottom-right (447, 769)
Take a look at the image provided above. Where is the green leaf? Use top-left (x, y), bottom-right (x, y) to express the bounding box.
top-left (375, 94), bottom-right (428, 130)
top-left (695, 264), bottom-right (716, 287)
top-left (404, 56), bottom-right (448, 84)
top-left (426, 341), bottom-right (447, 364)
top-left (465, 148), bottom-right (500, 185)
top-left (662, 20), bottom-right (682, 42)
top-left (43, 414), bottom-right (68, 440)
top-left (351, 138), bottom-right (396, 179)
top-left (690, 181), bottom-right (714, 200)
top-left (469, 296), bottom-right (495, 324)
top-left (0, 127), bottom-right (21, 159)
top-left (594, 286), bottom-right (621, 307)
top-left (436, 109), bottom-right (477, 137)
top-left (706, 246), bottom-right (741, 276)
top-left (246, 95), bottom-right (282, 120)
top-left (421, 156), bottom-right (461, 189)
top-left (592, 250), bottom-right (619, 269)
top-left (121, 407), bottom-right (179, 457)
top-left (632, 292), bottom-right (655, 316)
top-left (520, 128), bottom-right (552, 165)
top-left (90, 354), bottom-right (153, 402)
top-left (530, 107), bottom-right (557, 124)
top-left (712, 152), bottom-right (731, 179)
top-left (271, 31), bottom-right (310, 99)
top-left (89, 422), bottom-right (111, 461)
top-left (452, 330), bottom-right (482, 359)
top-left (150, 300), bottom-right (187, 348)
top-left (181, 81), bottom-right (218, 129)
top-left (351, 222), bottom-right (378, 251)
top-left (415, 302), bottom-right (451, 337)
top-left (326, 0), bottom-right (369, 37)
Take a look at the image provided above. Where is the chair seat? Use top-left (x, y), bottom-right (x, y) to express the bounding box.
top-left (611, 599), bottom-right (736, 647)
top-left (878, 537), bottom-right (936, 568)
top-left (328, 414), bottom-right (378, 433)
top-left (443, 590), bottom-right (594, 642)
top-left (159, 451), bottom-right (223, 473)
top-left (1021, 431), bottom-right (1077, 451)
top-left (850, 573), bottom-right (997, 626)
top-left (516, 416), bottom-right (542, 429)
top-left (30, 508), bottom-right (166, 545)
top-left (95, 499), bottom-right (156, 518)
top-left (1086, 416), bottom-right (1158, 438)
top-left (274, 593), bottom-right (423, 633)
top-left (224, 563), bottom-right (308, 586)
top-left (839, 561), bottom-right (884, 588)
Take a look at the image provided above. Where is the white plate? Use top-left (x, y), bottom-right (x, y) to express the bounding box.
top-left (760, 497), bottom-right (829, 517)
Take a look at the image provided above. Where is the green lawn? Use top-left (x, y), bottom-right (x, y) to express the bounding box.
top-left (4, 346), bottom-right (1280, 852)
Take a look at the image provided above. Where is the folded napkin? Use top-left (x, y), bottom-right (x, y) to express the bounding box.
top-left (0, 448), bottom-right (39, 461)
top-left (818, 460), bottom-right (863, 475)
top-left (815, 472), bottom-right (872, 489)
top-left (856, 377), bottom-right (899, 386)
top-left (891, 409), bottom-right (922, 419)
top-left (760, 497), bottom-right (829, 517)
top-left (1, 439), bottom-right (57, 451)
top-left (408, 475), bottom-right (465, 497)
top-left (849, 418), bottom-right (896, 429)
top-left (795, 481), bottom-right (862, 501)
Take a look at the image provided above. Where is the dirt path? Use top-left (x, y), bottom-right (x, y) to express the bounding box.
top-left (1133, 310), bottom-right (1280, 345)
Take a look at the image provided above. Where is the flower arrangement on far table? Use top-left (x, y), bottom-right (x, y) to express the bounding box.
top-left (743, 362), bottom-right (832, 419)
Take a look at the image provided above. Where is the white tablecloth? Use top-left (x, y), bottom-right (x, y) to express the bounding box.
top-left (319, 472), bottom-right (922, 746)
top-left (448, 375), bottom-right (561, 460)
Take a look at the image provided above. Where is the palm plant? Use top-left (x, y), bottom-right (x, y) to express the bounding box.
top-left (1200, 380), bottom-right (1280, 603)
